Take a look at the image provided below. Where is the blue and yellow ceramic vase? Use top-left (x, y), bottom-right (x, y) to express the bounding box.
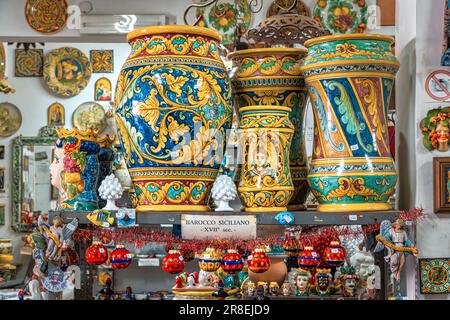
top-left (301, 34), bottom-right (399, 212)
top-left (114, 26), bottom-right (233, 212)
top-left (238, 105), bottom-right (294, 212)
top-left (229, 48), bottom-right (310, 210)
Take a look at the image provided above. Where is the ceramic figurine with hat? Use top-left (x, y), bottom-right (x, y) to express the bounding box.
top-left (295, 268), bottom-right (312, 296)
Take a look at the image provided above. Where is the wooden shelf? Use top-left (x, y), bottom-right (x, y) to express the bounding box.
top-left (49, 210), bottom-right (400, 226)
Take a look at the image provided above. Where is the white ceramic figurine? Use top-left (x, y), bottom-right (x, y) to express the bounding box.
top-left (211, 175), bottom-right (237, 211)
top-left (98, 174), bottom-right (123, 210)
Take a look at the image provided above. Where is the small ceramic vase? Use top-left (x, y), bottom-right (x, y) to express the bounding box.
top-left (238, 105), bottom-right (295, 212)
top-left (230, 48), bottom-right (310, 210)
top-left (301, 34), bottom-right (399, 212)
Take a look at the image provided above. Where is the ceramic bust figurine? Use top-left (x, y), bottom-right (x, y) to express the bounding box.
top-left (98, 174), bottom-right (123, 210)
top-left (336, 266), bottom-right (359, 297)
top-left (295, 268), bottom-right (312, 296)
top-left (247, 281), bottom-right (256, 296)
top-left (51, 128), bottom-right (114, 211)
top-left (281, 282), bottom-right (291, 296)
top-left (315, 268), bottom-right (333, 297)
top-left (211, 174), bottom-right (237, 211)
top-left (269, 282), bottom-right (279, 296)
top-left (420, 107), bottom-right (450, 152)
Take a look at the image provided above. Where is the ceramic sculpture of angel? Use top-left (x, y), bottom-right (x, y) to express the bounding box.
top-left (211, 174), bottom-right (237, 211)
top-left (375, 219), bottom-right (418, 294)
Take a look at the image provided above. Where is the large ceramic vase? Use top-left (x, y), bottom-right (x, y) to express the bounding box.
top-left (248, 256), bottom-right (288, 287)
top-left (238, 105), bottom-right (294, 212)
top-left (115, 26), bottom-right (233, 212)
top-left (301, 34), bottom-right (399, 212)
top-left (230, 48), bottom-right (310, 210)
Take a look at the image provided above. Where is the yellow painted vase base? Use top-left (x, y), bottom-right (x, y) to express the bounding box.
top-left (317, 203), bottom-right (393, 213)
top-left (244, 207), bottom-right (287, 213)
top-left (136, 205), bottom-right (210, 213)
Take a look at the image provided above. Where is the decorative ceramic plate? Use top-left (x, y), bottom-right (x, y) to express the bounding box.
top-left (313, 0), bottom-right (368, 34)
top-left (43, 47), bottom-right (92, 97)
top-left (267, 0), bottom-right (311, 18)
top-left (419, 258), bottom-right (450, 294)
top-left (25, 0), bottom-right (68, 34)
top-left (72, 101), bottom-right (107, 133)
top-left (196, 0), bottom-right (253, 50)
top-left (0, 43), bottom-right (5, 79)
top-left (0, 102), bottom-right (22, 137)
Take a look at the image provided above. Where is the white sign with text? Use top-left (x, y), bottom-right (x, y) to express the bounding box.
top-left (181, 215), bottom-right (257, 240)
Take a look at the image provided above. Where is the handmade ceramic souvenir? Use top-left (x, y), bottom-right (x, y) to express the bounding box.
top-left (269, 282), bottom-right (279, 296)
top-left (375, 219), bottom-right (418, 296)
top-left (73, 102), bottom-right (107, 133)
top-left (85, 241), bottom-right (109, 265)
top-left (48, 102), bottom-right (65, 127)
top-left (315, 268), bottom-right (333, 297)
top-left (237, 105), bottom-right (295, 212)
top-left (51, 128), bottom-right (114, 211)
top-left (211, 175), bottom-right (237, 211)
top-left (302, 34), bottom-right (399, 212)
top-left (335, 266), bottom-right (359, 297)
top-left (25, 0), bottom-right (68, 34)
top-left (115, 25), bottom-right (233, 212)
top-left (15, 49), bottom-right (44, 77)
top-left (98, 174), bottom-right (124, 210)
top-left (90, 50), bottom-right (114, 73)
top-left (419, 258), bottom-right (450, 294)
top-left (297, 246), bottom-right (321, 269)
top-left (420, 107), bottom-right (450, 152)
top-left (247, 281), bottom-right (256, 296)
top-left (267, 0), bottom-right (311, 17)
top-left (257, 281), bottom-right (269, 295)
top-left (44, 47), bottom-right (91, 97)
top-left (198, 247), bottom-right (222, 272)
top-left (162, 250), bottom-right (185, 274)
top-left (0, 102), bottom-right (22, 137)
top-left (221, 249), bottom-right (244, 274)
top-left (230, 49), bottom-right (309, 210)
top-left (313, 0), bottom-right (368, 34)
top-left (281, 282), bottom-right (291, 296)
top-left (247, 248), bottom-right (271, 274)
top-left (194, 0), bottom-right (252, 51)
top-left (95, 77), bottom-right (112, 101)
top-left (323, 241), bottom-right (346, 266)
top-left (295, 268), bottom-right (312, 296)
top-left (110, 244), bottom-right (132, 269)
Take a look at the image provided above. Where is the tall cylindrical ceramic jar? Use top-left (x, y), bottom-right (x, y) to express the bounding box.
top-left (229, 48), bottom-right (310, 210)
top-left (238, 105), bottom-right (294, 212)
top-left (115, 26), bottom-right (234, 212)
top-left (301, 34), bottom-right (399, 212)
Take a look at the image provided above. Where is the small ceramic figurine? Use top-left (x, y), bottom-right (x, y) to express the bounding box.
top-left (17, 289), bottom-right (25, 301)
top-left (211, 174), bottom-right (237, 211)
top-left (258, 281), bottom-right (269, 295)
top-left (295, 268), bottom-right (312, 296)
top-left (253, 286), bottom-right (270, 300)
top-left (365, 266), bottom-right (377, 300)
top-left (28, 274), bottom-right (43, 300)
top-left (281, 282), bottom-right (291, 296)
top-left (124, 286), bottom-right (134, 300)
top-left (187, 274), bottom-right (196, 288)
top-left (98, 174), bottom-right (124, 210)
top-left (336, 266), bottom-right (360, 297)
top-left (375, 219), bottom-right (418, 296)
top-left (420, 107), bottom-right (450, 152)
top-left (198, 270), bottom-right (212, 287)
top-left (315, 268), bottom-right (333, 297)
top-left (269, 282), bottom-right (279, 296)
top-left (247, 282), bottom-right (256, 296)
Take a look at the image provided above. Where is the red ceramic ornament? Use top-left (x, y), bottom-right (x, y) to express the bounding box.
top-left (110, 244), bottom-right (132, 269)
top-left (162, 250), bottom-right (185, 274)
top-left (61, 244), bottom-right (79, 271)
top-left (323, 241), bottom-right (346, 266)
top-left (221, 249), bottom-right (244, 274)
top-left (297, 246), bottom-right (321, 269)
top-left (85, 241), bottom-right (109, 266)
top-left (247, 248), bottom-right (270, 274)
top-left (283, 237), bottom-right (302, 257)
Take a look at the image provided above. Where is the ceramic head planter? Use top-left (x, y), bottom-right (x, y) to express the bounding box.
top-left (302, 34), bottom-right (399, 212)
top-left (315, 268), bottom-right (333, 297)
top-left (281, 282), bottom-right (291, 296)
top-left (295, 268), bottom-right (312, 296)
top-left (420, 107), bottom-right (450, 152)
top-left (114, 25), bottom-right (233, 212)
top-left (336, 266), bottom-right (360, 297)
top-left (52, 128), bottom-right (112, 211)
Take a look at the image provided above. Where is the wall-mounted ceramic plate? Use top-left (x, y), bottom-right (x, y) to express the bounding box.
top-left (0, 102), bottom-right (22, 137)
top-left (25, 0), bottom-right (68, 34)
top-left (72, 101), bottom-right (107, 133)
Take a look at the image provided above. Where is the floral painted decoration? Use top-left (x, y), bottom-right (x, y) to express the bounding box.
top-left (420, 107), bottom-right (450, 152)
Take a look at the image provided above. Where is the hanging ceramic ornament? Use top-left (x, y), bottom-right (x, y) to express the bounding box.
top-left (85, 241), bottom-right (109, 266)
top-left (247, 248), bottom-right (270, 274)
top-left (162, 250), bottom-right (185, 274)
top-left (297, 246), bottom-right (321, 269)
top-left (110, 245), bottom-right (132, 269)
top-left (323, 241), bottom-right (346, 266)
top-left (221, 249), bottom-right (244, 274)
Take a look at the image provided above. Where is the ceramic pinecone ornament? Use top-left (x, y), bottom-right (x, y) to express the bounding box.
top-left (98, 174), bottom-right (123, 210)
top-left (211, 174), bottom-right (237, 211)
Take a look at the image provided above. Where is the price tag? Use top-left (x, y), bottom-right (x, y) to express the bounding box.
top-left (138, 258), bottom-right (160, 267)
top-left (331, 248), bottom-right (339, 254)
top-left (349, 215), bottom-right (358, 221)
top-left (181, 215), bottom-right (257, 240)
